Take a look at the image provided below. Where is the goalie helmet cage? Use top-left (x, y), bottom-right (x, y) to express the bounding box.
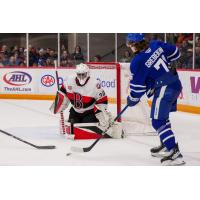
top-left (86, 62), bottom-right (154, 135)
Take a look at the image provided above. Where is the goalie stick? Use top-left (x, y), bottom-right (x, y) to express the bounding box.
top-left (70, 104), bottom-right (129, 153)
top-left (54, 60), bottom-right (66, 134)
top-left (0, 129), bottom-right (56, 149)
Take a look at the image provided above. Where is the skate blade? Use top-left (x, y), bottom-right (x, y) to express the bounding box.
top-left (151, 151), bottom-right (171, 158)
top-left (161, 158), bottom-right (186, 166)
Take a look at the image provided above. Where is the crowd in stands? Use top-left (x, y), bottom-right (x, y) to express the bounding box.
top-left (29, 45), bottom-right (57, 67)
top-left (60, 45), bottom-right (84, 66)
top-left (172, 33), bottom-right (193, 69)
top-left (195, 36), bottom-right (200, 69)
top-left (0, 45), bottom-right (26, 67)
top-left (120, 50), bottom-right (132, 63)
top-left (29, 44), bottom-right (85, 67)
top-left (1, 33), bottom-right (200, 69)
top-left (0, 44), bottom-right (85, 67)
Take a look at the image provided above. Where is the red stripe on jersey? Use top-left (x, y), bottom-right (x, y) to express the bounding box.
top-left (82, 96), bottom-right (95, 103)
top-left (96, 96), bottom-right (108, 104)
top-left (74, 127), bottom-right (102, 140)
top-left (66, 92), bottom-right (74, 100)
top-left (66, 92), bottom-right (95, 103)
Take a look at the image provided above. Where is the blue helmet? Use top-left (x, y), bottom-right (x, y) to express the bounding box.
top-left (126, 33), bottom-right (144, 43)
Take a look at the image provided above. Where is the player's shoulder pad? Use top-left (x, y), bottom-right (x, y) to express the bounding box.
top-left (64, 75), bottom-right (75, 90)
top-left (130, 53), bottom-right (143, 74)
top-left (149, 39), bottom-right (163, 47)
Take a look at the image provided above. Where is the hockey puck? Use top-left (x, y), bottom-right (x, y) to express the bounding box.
top-left (66, 153), bottom-right (72, 156)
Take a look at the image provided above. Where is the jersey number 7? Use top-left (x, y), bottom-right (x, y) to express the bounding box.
top-left (154, 56), bottom-right (169, 72)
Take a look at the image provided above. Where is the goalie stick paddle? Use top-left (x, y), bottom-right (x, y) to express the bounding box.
top-left (70, 104), bottom-right (129, 153)
top-left (0, 129), bottom-right (56, 149)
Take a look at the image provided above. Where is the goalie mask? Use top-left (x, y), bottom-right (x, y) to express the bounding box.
top-left (75, 63), bottom-right (90, 86)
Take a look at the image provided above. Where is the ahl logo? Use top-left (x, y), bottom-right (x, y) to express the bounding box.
top-left (3, 71), bottom-right (32, 86)
top-left (41, 75), bottom-right (55, 87)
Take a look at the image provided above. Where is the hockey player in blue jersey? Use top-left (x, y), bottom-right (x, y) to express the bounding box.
top-left (126, 33), bottom-right (185, 166)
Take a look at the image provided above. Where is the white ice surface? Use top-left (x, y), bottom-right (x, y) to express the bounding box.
top-left (0, 99), bottom-right (200, 166)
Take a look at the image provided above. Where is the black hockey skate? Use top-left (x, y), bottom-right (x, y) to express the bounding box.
top-left (161, 143), bottom-right (185, 166)
top-left (150, 142), bottom-right (170, 158)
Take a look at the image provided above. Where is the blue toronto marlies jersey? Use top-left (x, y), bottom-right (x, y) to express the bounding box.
top-left (129, 40), bottom-right (181, 100)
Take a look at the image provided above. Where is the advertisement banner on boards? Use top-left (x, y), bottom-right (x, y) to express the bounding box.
top-left (0, 66), bottom-right (200, 108)
top-left (38, 70), bottom-right (58, 94)
top-left (178, 70), bottom-right (200, 106)
top-left (0, 69), bottom-right (35, 94)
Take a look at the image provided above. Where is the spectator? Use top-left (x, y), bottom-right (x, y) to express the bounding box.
top-left (195, 37), bottom-right (200, 69)
top-left (46, 57), bottom-right (54, 66)
top-left (13, 52), bottom-right (23, 65)
top-left (49, 49), bottom-right (57, 60)
top-left (29, 47), bottom-right (38, 66)
top-left (177, 40), bottom-right (193, 68)
top-left (120, 50), bottom-right (132, 63)
top-left (61, 44), bottom-right (66, 52)
top-left (60, 50), bottom-right (72, 66)
top-left (71, 45), bottom-right (84, 64)
top-left (8, 56), bottom-right (17, 66)
top-left (93, 54), bottom-right (101, 62)
top-left (11, 45), bottom-right (19, 56)
top-left (1, 45), bottom-right (9, 56)
top-left (0, 54), bottom-right (4, 66)
top-left (45, 48), bottom-right (51, 58)
top-left (19, 47), bottom-right (25, 56)
top-left (2, 54), bottom-right (9, 66)
top-left (37, 48), bottom-right (46, 66)
top-left (196, 37), bottom-right (200, 47)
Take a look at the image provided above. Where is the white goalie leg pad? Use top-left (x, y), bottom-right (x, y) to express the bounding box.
top-left (95, 110), bottom-right (109, 127)
top-left (95, 107), bottom-right (123, 139)
top-left (106, 122), bottom-right (123, 139)
top-left (95, 105), bottom-right (114, 126)
top-left (49, 91), bottom-right (70, 114)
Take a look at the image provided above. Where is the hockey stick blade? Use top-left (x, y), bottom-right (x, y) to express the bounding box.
top-left (33, 145), bottom-right (56, 149)
top-left (70, 146), bottom-right (84, 153)
top-left (70, 138), bottom-right (100, 152)
top-left (0, 129), bottom-right (56, 150)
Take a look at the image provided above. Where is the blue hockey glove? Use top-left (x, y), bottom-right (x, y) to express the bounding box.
top-left (127, 95), bottom-right (140, 107)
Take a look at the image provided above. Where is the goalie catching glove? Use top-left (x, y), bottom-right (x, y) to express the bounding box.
top-left (50, 90), bottom-right (70, 114)
top-left (95, 108), bottom-right (123, 139)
